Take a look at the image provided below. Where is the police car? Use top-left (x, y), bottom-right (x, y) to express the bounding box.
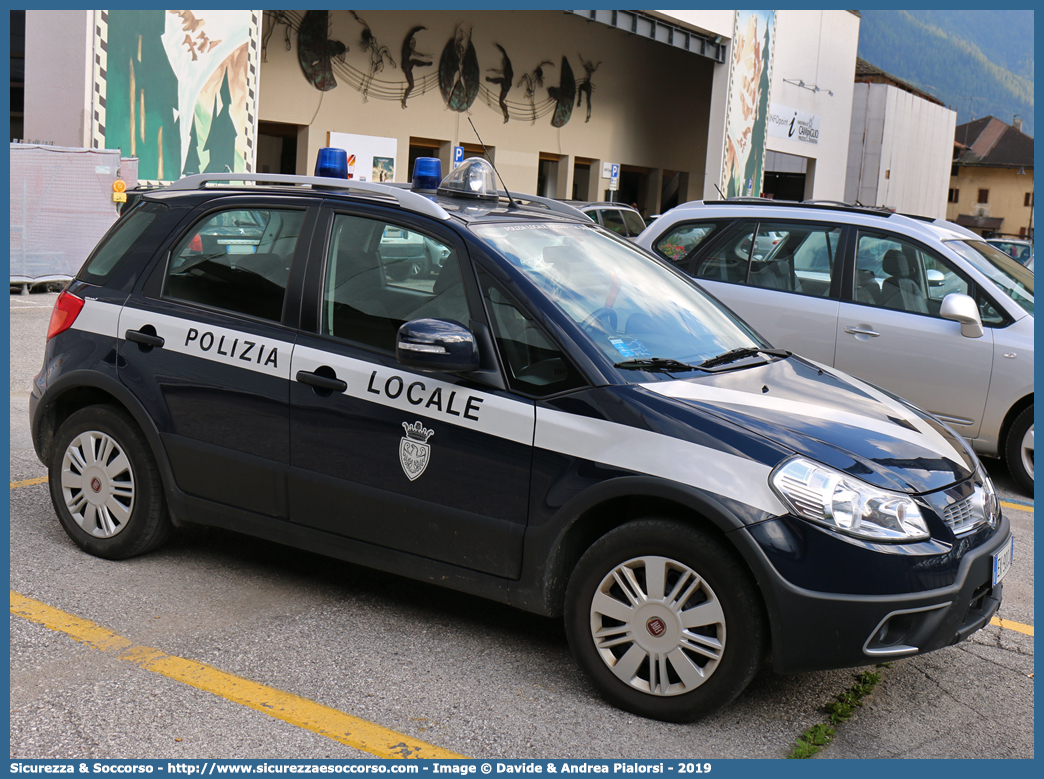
top-left (31, 157), bottom-right (1013, 723)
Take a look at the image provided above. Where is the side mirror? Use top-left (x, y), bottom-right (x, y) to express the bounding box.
top-left (940, 293), bottom-right (984, 338)
top-left (396, 318), bottom-right (480, 373)
top-left (926, 268), bottom-right (945, 288)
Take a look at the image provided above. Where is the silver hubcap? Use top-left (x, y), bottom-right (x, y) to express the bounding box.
top-left (1021, 423), bottom-right (1034, 481)
top-left (589, 555), bottom-right (725, 697)
top-left (61, 430), bottom-right (134, 538)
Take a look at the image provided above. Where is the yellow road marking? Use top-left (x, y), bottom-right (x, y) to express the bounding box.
top-left (1000, 500), bottom-right (1032, 512)
top-left (990, 617), bottom-right (1034, 637)
top-left (10, 591), bottom-right (467, 759)
top-left (10, 476), bottom-right (48, 489)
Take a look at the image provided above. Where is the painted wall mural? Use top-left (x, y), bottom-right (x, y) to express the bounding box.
top-left (262, 10), bottom-right (601, 128)
top-left (93, 9), bottom-right (260, 183)
top-left (721, 10), bottom-right (775, 198)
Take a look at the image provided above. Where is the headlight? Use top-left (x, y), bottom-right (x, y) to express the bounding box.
top-left (770, 457), bottom-right (929, 542)
top-left (980, 469), bottom-right (1000, 528)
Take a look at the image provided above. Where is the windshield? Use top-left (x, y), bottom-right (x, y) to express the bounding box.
top-left (945, 240), bottom-right (1034, 317)
top-left (472, 223), bottom-right (763, 377)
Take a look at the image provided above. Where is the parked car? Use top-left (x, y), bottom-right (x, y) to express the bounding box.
top-left (987, 238), bottom-right (1033, 266)
top-left (32, 163), bottom-right (1012, 722)
top-left (569, 201), bottom-right (647, 240)
top-left (636, 200), bottom-right (1034, 494)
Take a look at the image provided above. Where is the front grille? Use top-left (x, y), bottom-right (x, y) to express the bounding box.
top-left (943, 495), bottom-right (985, 536)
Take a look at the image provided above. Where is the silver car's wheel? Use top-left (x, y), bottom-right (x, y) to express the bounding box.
top-left (564, 520), bottom-right (764, 722)
top-left (590, 555), bottom-right (725, 696)
top-left (1005, 405), bottom-right (1034, 495)
top-left (1019, 423), bottom-right (1033, 481)
top-left (61, 429), bottom-right (135, 538)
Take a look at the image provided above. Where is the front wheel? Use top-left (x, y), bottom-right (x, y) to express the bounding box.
top-left (49, 405), bottom-right (173, 559)
top-left (1005, 405), bottom-right (1033, 495)
top-left (564, 520), bottom-right (765, 722)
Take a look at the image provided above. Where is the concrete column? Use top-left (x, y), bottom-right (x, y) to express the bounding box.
top-left (585, 159), bottom-right (603, 201)
top-left (646, 168), bottom-right (664, 218)
top-left (804, 158), bottom-right (818, 201)
top-left (296, 126), bottom-right (311, 175)
top-left (556, 155), bottom-right (571, 201)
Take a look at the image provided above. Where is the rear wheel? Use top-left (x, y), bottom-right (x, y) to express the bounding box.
top-left (564, 519), bottom-right (765, 722)
top-left (1005, 405), bottom-right (1033, 495)
top-left (49, 405), bottom-right (173, 559)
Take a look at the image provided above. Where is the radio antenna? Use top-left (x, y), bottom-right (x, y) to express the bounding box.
top-left (468, 117), bottom-right (518, 210)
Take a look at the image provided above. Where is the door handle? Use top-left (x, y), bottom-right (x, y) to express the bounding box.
top-left (296, 369), bottom-right (347, 393)
top-left (125, 328), bottom-right (165, 348)
top-left (844, 326), bottom-right (880, 337)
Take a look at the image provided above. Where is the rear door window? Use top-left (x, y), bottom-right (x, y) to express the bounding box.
top-left (164, 208), bottom-right (306, 323)
top-left (696, 221), bottom-right (842, 298)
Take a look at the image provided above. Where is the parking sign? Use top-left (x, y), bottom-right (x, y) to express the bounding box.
top-left (609, 163), bottom-right (620, 192)
top-left (453, 146), bottom-right (464, 168)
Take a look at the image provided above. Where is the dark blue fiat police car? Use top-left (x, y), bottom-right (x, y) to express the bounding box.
top-left (31, 158), bottom-right (1014, 722)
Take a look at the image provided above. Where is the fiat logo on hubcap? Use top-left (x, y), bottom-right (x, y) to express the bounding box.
top-left (90, 477), bottom-right (102, 493)
top-left (647, 617), bottom-right (667, 637)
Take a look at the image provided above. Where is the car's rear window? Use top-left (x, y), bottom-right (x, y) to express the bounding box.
top-left (79, 203), bottom-right (165, 283)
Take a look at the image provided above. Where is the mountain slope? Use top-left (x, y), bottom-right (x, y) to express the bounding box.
top-left (857, 10), bottom-right (1033, 136)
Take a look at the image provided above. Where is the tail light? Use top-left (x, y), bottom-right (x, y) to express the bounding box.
top-left (46, 290), bottom-right (85, 341)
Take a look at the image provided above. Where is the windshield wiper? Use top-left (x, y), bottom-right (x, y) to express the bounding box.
top-left (614, 357), bottom-right (703, 373)
top-left (698, 347), bottom-right (791, 370)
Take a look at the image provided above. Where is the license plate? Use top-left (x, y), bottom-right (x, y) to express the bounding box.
top-left (992, 535), bottom-right (1014, 586)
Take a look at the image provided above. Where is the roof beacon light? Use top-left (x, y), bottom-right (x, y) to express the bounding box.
top-left (411, 157), bottom-right (443, 193)
top-left (314, 147), bottom-right (349, 179)
top-left (437, 157), bottom-right (498, 200)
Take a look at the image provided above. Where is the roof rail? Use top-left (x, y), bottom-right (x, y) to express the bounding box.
top-left (504, 192), bottom-right (592, 221)
top-left (166, 173), bottom-right (451, 221)
top-left (709, 197), bottom-right (902, 218)
top-left (801, 199), bottom-right (859, 208)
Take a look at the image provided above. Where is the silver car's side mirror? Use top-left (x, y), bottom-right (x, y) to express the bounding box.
top-left (940, 293), bottom-right (984, 338)
top-left (926, 268), bottom-right (945, 287)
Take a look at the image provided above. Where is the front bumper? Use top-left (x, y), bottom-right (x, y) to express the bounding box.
top-left (734, 516), bottom-right (1010, 673)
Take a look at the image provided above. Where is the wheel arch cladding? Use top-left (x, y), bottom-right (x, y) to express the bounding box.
top-left (34, 375), bottom-right (185, 525)
top-left (537, 482), bottom-right (768, 621)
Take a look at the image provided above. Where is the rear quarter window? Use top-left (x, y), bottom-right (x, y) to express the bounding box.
top-left (78, 203), bottom-right (166, 283)
top-left (653, 222), bottom-right (721, 262)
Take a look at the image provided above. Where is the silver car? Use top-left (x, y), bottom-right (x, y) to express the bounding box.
top-left (636, 201), bottom-right (1034, 494)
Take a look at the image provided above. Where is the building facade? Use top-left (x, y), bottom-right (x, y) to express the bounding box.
top-left (21, 9), bottom-right (866, 216)
top-left (947, 116), bottom-right (1034, 239)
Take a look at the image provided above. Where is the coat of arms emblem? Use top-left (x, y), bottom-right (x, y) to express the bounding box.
top-left (399, 421), bottom-right (434, 481)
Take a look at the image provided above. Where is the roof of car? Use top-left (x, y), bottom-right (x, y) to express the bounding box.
top-left (140, 173), bottom-right (594, 227)
top-left (650, 199), bottom-right (980, 245)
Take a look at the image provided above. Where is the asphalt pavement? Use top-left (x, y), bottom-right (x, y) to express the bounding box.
top-left (8, 290), bottom-right (1034, 760)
